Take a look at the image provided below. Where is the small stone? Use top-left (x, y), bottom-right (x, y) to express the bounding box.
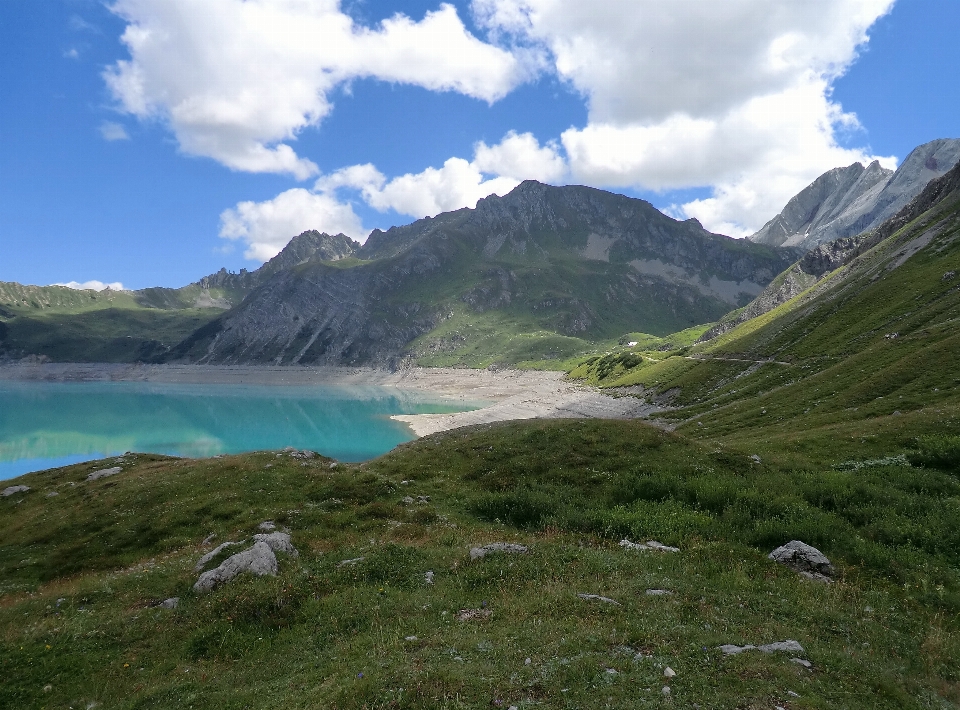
top-left (605, 668), bottom-right (618, 675)
top-left (46, 491), bottom-right (59, 498)
top-left (86, 467), bottom-right (122, 482)
top-left (43, 684), bottom-right (52, 692)
top-left (750, 454), bottom-right (761, 463)
top-left (790, 657), bottom-right (812, 668)
top-left (424, 570), bottom-right (435, 585)
top-left (2, 485), bottom-right (30, 497)
top-left (160, 597), bottom-right (179, 609)
top-left (329, 462), bottom-right (338, 469)
top-left (401, 496), bottom-right (415, 504)
top-left (201, 533), bottom-right (217, 546)
top-left (719, 644), bottom-right (757, 655)
top-left (404, 636), bottom-right (418, 642)
top-left (337, 557), bottom-right (365, 567)
top-left (400, 480), bottom-right (411, 485)
top-left (577, 593), bottom-right (621, 605)
top-left (469, 542), bottom-right (528, 560)
top-left (416, 495), bottom-right (431, 503)
top-left (892, 410), bottom-right (902, 416)
top-left (524, 657), bottom-right (531, 665)
top-left (455, 608), bottom-right (492, 622)
top-left (619, 539), bottom-right (679, 553)
top-left (787, 690), bottom-right (800, 697)
top-left (257, 521), bottom-right (277, 532)
top-left (645, 589), bottom-right (673, 596)
top-left (768, 540), bottom-right (834, 581)
top-left (661, 686), bottom-right (671, 696)
top-left (943, 271), bottom-right (956, 280)
top-left (663, 666), bottom-right (676, 678)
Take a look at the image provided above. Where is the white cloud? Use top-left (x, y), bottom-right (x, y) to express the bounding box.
top-left (104, 0), bottom-right (527, 179)
top-left (318, 131), bottom-right (565, 219)
top-left (219, 188), bottom-right (366, 261)
top-left (63, 48), bottom-right (80, 60)
top-left (99, 121), bottom-right (130, 141)
top-left (474, 0), bottom-right (897, 234)
top-left (56, 280), bottom-right (125, 292)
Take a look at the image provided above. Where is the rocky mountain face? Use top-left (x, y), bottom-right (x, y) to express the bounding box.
top-left (166, 181), bottom-right (798, 367)
top-left (703, 153), bottom-right (960, 341)
top-left (749, 138), bottom-right (960, 250)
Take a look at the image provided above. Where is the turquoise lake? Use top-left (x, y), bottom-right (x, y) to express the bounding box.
top-left (0, 381), bottom-right (479, 481)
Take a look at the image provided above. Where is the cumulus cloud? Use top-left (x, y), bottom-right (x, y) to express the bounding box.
top-left (99, 121), bottom-right (130, 141)
top-left (224, 132), bottom-right (564, 260)
top-left (474, 0), bottom-right (897, 233)
top-left (56, 280), bottom-right (125, 292)
top-left (104, 0), bottom-right (527, 179)
top-left (219, 188), bottom-right (366, 261)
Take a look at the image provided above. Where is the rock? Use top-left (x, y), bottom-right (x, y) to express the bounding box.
top-left (257, 521), bottom-right (277, 532)
top-left (404, 635), bottom-right (418, 642)
top-left (750, 454), bottom-right (762, 463)
top-left (719, 644), bottom-right (756, 655)
top-left (416, 495), bottom-right (430, 503)
top-left (401, 496), bottom-right (415, 505)
top-left (758, 640), bottom-right (804, 654)
top-left (253, 531), bottom-right (298, 557)
top-left (455, 608), bottom-right (492, 622)
top-left (768, 540), bottom-right (834, 581)
top-left (46, 491), bottom-right (59, 498)
top-left (159, 597), bottom-right (179, 609)
top-left (337, 557), bottom-right (365, 567)
top-left (619, 539), bottom-right (679, 553)
top-left (645, 589), bottom-right (673, 596)
top-left (790, 657), bottom-right (812, 668)
top-left (86, 467), bottom-right (122, 482)
top-left (201, 533), bottom-right (217, 546)
top-left (2, 485), bottom-right (30, 497)
top-left (424, 570), bottom-right (435, 585)
top-left (664, 666), bottom-right (676, 678)
top-left (469, 542), bottom-right (528, 560)
top-left (193, 542), bottom-right (277, 592)
top-left (943, 271), bottom-right (956, 280)
top-left (577, 593), bottom-right (621, 605)
top-left (661, 686), bottom-right (671, 696)
top-left (194, 542), bottom-right (239, 572)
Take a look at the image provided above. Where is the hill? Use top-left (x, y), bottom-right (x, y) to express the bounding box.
top-left (749, 138), bottom-right (960, 250)
top-left (166, 181), bottom-right (796, 368)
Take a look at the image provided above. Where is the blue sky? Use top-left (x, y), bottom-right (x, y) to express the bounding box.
top-left (0, 0), bottom-right (957, 290)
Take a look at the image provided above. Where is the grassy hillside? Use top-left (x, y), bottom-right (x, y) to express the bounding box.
top-left (2, 418), bottom-right (958, 709)
top-left (0, 282), bottom-right (228, 363)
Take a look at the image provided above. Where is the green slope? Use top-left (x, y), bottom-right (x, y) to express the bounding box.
top-left (1, 418), bottom-right (958, 708)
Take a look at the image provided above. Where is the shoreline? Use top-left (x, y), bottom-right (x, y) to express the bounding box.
top-left (0, 362), bottom-right (662, 436)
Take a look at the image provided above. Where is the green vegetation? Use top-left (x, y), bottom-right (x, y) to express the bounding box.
top-left (2, 417), bottom-right (958, 708)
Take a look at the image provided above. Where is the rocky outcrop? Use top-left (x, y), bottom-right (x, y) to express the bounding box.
top-left (194, 541), bottom-right (278, 592)
top-left (750, 138), bottom-right (960, 251)
top-left (470, 542), bottom-right (529, 560)
top-left (768, 540), bottom-right (835, 582)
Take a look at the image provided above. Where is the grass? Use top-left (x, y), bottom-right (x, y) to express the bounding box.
top-left (1, 417), bottom-right (959, 708)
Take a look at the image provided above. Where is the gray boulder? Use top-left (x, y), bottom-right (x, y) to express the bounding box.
top-left (2, 485), bottom-right (30, 497)
top-left (253, 531), bottom-right (299, 557)
top-left (194, 542), bottom-right (239, 572)
top-left (86, 467), bottom-right (122, 482)
top-left (768, 540), bottom-right (834, 581)
top-left (194, 542), bottom-right (277, 592)
top-left (470, 542), bottom-right (528, 560)
top-left (159, 597), bottom-right (179, 609)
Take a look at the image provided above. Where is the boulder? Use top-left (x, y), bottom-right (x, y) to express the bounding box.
top-left (768, 540), bottom-right (834, 581)
top-left (86, 467), bottom-right (122, 482)
top-left (2, 485), bottom-right (30, 497)
top-left (194, 542), bottom-right (239, 572)
top-left (193, 542), bottom-right (277, 592)
top-left (159, 597), bottom-right (179, 609)
top-left (257, 521), bottom-right (277, 532)
top-left (253, 531), bottom-right (299, 557)
top-left (469, 543), bottom-right (528, 560)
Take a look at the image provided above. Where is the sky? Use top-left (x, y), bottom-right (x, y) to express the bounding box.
top-left (0, 0), bottom-right (958, 291)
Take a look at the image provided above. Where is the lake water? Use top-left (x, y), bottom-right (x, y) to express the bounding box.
top-left (0, 380), bottom-right (480, 481)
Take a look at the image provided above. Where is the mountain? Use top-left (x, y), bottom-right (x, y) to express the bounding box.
top-left (0, 232), bottom-right (357, 363)
top-left (166, 181), bottom-right (798, 367)
top-left (573, 153), bottom-right (960, 450)
top-left (748, 137), bottom-right (960, 250)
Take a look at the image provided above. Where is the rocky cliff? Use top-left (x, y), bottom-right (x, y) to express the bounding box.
top-left (749, 138), bottom-right (960, 250)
